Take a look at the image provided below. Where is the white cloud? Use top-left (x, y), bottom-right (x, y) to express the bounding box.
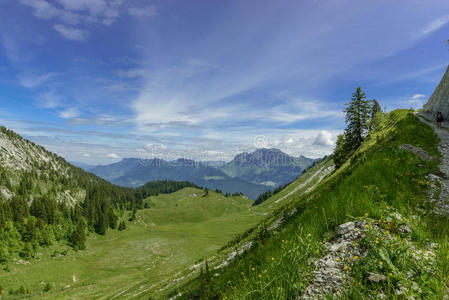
top-left (59, 108), bottom-right (80, 119)
top-left (54, 24), bottom-right (89, 41)
top-left (107, 153), bottom-right (119, 159)
top-left (421, 15), bottom-right (449, 36)
top-left (55, 0), bottom-right (107, 14)
top-left (83, 153), bottom-right (90, 158)
top-left (19, 0), bottom-right (157, 31)
top-left (18, 72), bottom-right (56, 88)
top-left (408, 93), bottom-right (427, 109)
top-left (19, 0), bottom-right (61, 20)
top-left (313, 130), bottom-right (334, 146)
top-left (410, 94), bottom-right (426, 100)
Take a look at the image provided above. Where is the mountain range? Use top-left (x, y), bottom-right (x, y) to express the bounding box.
top-left (89, 148), bottom-right (316, 199)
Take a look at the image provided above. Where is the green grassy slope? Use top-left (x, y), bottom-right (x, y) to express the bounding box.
top-left (175, 109), bottom-right (449, 299)
top-left (0, 188), bottom-right (268, 299)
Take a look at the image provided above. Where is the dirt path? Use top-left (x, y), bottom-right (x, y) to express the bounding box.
top-left (418, 113), bottom-right (449, 214)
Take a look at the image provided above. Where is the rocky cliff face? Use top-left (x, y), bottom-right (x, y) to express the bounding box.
top-left (423, 65), bottom-right (449, 119)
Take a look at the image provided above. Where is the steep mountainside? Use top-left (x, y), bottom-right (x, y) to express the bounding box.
top-left (423, 65), bottom-right (449, 119)
top-left (0, 125), bottom-right (145, 262)
top-left (90, 158), bottom-right (271, 199)
top-left (221, 148), bottom-right (316, 187)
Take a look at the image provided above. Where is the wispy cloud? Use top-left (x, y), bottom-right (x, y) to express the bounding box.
top-left (54, 24), bottom-right (89, 41)
top-left (17, 72), bottom-right (56, 88)
top-left (19, 0), bottom-right (158, 41)
top-left (421, 15), bottom-right (449, 36)
top-left (37, 90), bottom-right (64, 108)
top-left (59, 108), bottom-right (80, 119)
top-left (408, 93), bottom-right (427, 109)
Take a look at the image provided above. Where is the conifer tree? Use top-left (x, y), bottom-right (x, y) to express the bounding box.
top-left (333, 134), bottom-right (348, 168)
top-left (72, 218), bottom-right (87, 250)
top-left (344, 87), bottom-right (371, 151)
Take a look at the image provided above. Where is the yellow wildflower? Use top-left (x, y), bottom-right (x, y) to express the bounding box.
top-left (354, 256), bottom-right (359, 260)
top-left (252, 267), bottom-right (255, 271)
top-left (389, 273), bottom-right (392, 276)
top-left (379, 261), bottom-right (383, 265)
top-left (271, 257), bottom-right (275, 261)
top-left (307, 233), bottom-right (312, 237)
top-left (336, 258), bottom-right (341, 262)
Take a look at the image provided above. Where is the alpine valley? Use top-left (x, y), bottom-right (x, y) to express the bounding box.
top-left (0, 2), bottom-right (448, 300)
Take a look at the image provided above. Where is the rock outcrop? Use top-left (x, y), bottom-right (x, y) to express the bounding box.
top-left (423, 65), bottom-right (449, 119)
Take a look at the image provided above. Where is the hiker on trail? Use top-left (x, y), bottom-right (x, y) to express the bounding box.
top-left (436, 111), bottom-right (444, 128)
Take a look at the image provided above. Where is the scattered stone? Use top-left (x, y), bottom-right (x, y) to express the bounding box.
top-left (336, 222), bottom-right (355, 236)
top-left (398, 224), bottom-right (411, 234)
top-left (368, 272), bottom-right (386, 282)
top-left (418, 115), bottom-right (449, 215)
top-left (214, 241), bottom-right (253, 270)
top-left (398, 144), bottom-right (436, 161)
top-left (299, 221), bottom-right (366, 299)
top-left (16, 259), bottom-right (29, 265)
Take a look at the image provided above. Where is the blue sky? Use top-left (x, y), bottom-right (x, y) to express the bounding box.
top-left (0, 0), bottom-right (448, 164)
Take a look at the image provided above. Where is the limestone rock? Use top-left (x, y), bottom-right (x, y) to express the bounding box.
top-left (423, 65), bottom-right (449, 120)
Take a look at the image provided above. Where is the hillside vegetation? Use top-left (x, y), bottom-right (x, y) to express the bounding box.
top-left (0, 125), bottom-right (145, 261)
top-left (172, 109), bottom-right (449, 299)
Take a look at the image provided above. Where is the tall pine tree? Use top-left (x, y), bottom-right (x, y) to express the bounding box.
top-left (344, 87), bottom-right (371, 151)
top-left (72, 218), bottom-right (87, 250)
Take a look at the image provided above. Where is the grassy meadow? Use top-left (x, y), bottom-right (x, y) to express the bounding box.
top-left (0, 188), bottom-right (267, 299)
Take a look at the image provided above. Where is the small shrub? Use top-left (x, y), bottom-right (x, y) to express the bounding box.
top-left (44, 282), bottom-right (52, 292)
